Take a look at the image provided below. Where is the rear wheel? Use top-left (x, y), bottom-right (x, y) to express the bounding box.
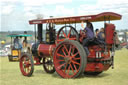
top-left (19, 53), bottom-right (34, 77)
top-left (43, 57), bottom-right (55, 73)
top-left (53, 40), bottom-right (87, 78)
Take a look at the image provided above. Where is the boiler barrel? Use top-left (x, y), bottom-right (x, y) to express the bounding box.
top-left (38, 44), bottom-right (56, 57)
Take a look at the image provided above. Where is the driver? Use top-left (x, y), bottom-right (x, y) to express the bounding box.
top-left (81, 21), bottom-right (94, 55)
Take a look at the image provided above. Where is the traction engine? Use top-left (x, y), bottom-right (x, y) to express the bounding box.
top-left (19, 12), bottom-right (122, 78)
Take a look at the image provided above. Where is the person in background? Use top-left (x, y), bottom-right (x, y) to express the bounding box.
top-left (21, 39), bottom-right (28, 52)
top-left (97, 28), bottom-right (105, 44)
top-left (19, 36), bottom-right (23, 49)
top-left (95, 29), bottom-right (99, 38)
top-left (114, 32), bottom-right (120, 48)
top-left (81, 21), bottom-right (94, 55)
top-left (14, 36), bottom-right (20, 49)
top-left (22, 40), bottom-right (28, 48)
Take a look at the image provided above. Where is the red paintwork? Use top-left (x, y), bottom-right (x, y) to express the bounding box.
top-left (85, 45), bottom-right (111, 72)
top-left (105, 23), bottom-right (115, 44)
top-left (29, 12), bottom-right (121, 25)
top-left (84, 23), bottom-right (114, 72)
top-left (85, 63), bottom-right (104, 72)
top-left (88, 45), bottom-right (110, 59)
top-left (88, 45), bottom-right (102, 58)
top-left (38, 44), bottom-right (56, 57)
top-left (85, 63), bottom-right (110, 72)
top-left (34, 57), bottom-right (41, 65)
top-left (32, 44), bottom-right (56, 65)
top-left (103, 64), bottom-right (110, 71)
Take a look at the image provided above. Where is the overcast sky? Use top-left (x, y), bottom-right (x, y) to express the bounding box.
top-left (0, 0), bottom-right (128, 31)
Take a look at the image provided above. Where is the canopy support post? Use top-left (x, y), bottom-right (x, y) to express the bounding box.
top-left (34, 24), bottom-right (37, 48)
top-left (42, 24), bottom-right (43, 42)
top-left (65, 22), bottom-right (67, 35)
top-left (108, 16), bottom-right (110, 23)
top-left (104, 16), bottom-right (106, 25)
top-left (38, 24), bottom-right (42, 43)
top-left (104, 16), bottom-right (108, 56)
top-left (11, 37), bottom-right (12, 50)
top-left (75, 22), bottom-right (76, 29)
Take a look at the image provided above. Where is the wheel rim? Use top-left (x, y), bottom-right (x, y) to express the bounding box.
top-left (20, 55), bottom-right (33, 76)
top-left (56, 26), bottom-right (79, 43)
top-left (54, 42), bottom-right (82, 78)
top-left (43, 57), bottom-right (55, 73)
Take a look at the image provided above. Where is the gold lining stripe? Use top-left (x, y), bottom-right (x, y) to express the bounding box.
top-left (49, 45), bottom-right (52, 56)
top-left (37, 44), bottom-right (40, 56)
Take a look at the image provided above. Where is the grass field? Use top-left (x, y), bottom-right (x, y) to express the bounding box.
top-left (0, 48), bottom-right (128, 85)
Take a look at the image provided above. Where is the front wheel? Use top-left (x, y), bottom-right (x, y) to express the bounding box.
top-left (19, 53), bottom-right (34, 77)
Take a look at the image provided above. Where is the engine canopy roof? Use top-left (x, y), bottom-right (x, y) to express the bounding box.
top-left (29, 12), bottom-right (122, 25)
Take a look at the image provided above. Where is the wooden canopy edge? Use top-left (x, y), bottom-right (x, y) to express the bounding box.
top-left (29, 12), bottom-right (122, 25)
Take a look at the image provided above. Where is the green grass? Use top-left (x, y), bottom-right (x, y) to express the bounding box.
top-left (0, 48), bottom-right (128, 85)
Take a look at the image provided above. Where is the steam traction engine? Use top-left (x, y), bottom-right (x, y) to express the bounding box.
top-left (19, 12), bottom-right (122, 78)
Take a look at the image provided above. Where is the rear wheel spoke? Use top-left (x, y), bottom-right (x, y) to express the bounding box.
top-left (57, 63), bottom-right (66, 70)
top-left (74, 58), bottom-right (80, 60)
top-left (64, 63), bottom-right (68, 73)
top-left (68, 45), bottom-right (72, 56)
top-left (71, 60), bottom-right (80, 65)
top-left (67, 64), bottom-right (71, 75)
top-left (70, 63), bottom-right (75, 74)
top-left (62, 49), bottom-right (67, 56)
top-left (72, 52), bottom-right (79, 58)
top-left (57, 53), bottom-right (65, 57)
top-left (71, 46), bottom-right (75, 55)
top-left (63, 45), bottom-right (68, 53)
top-left (72, 63), bottom-right (77, 71)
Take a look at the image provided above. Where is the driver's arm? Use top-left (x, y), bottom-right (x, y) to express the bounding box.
top-left (81, 21), bottom-right (84, 29)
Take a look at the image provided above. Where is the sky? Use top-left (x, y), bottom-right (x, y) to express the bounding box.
top-left (0, 0), bottom-right (128, 31)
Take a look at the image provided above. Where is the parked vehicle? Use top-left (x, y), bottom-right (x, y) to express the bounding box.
top-left (7, 34), bottom-right (32, 61)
